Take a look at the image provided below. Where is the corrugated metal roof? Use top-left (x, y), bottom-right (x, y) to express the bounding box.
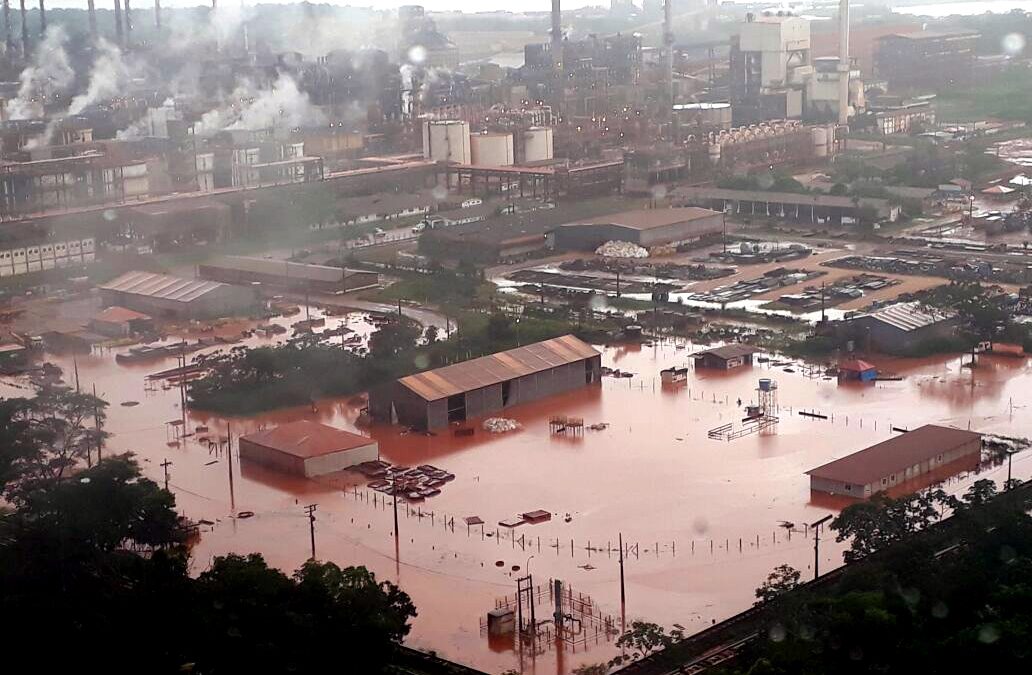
top-left (94, 306), bottom-right (152, 323)
top-left (807, 424), bottom-right (981, 486)
top-left (858, 301), bottom-right (953, 332)
top-left (399, 335), bottom-right (599, 401)
top-left (205, 255), bottom-right (343, 284)
top-left (99, 271), bottom-right (229, 304)
top-left (240, 420), bottom-right (376, 459)
top-left (690, 344), bottom-right (761, 360)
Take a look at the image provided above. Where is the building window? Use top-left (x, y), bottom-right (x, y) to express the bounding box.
top-left (882, 478), bottom-right (887, 486)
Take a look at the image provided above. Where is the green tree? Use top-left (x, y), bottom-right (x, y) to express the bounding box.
top-left (961, 478), bottom-right (998, 507)
top-left (754, 564), bottom-right (802, 605)
top-left (369, 319), bottom-right (422, 359)
top-left (487, 312), bottom-right (516, 343)
top-left (612, 621), bottom-right (685, 663)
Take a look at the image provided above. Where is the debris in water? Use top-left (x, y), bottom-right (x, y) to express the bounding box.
top-left (483, 418), bottom-right (520, 433)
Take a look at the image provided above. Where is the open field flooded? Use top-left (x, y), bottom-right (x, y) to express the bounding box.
top-left (3, 327), bottom-right (1031, 673)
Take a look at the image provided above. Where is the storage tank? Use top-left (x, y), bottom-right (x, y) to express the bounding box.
top-left (422, 120), bottom-right (471, 164)
top-left (708, 142), bottom-right (722, 165)
top-left (522, 126), bottom-right (554, 163)
top-left (671, 102), bottom-right (732, 131)
top-left (812, 126), bottom-right (829, 158)
top-left (470, 132), bottom-right (515, 167)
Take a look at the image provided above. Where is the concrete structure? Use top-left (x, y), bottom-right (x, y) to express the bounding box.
top-left (89, 306), bottom-right (153, 338)
top-left (522, 127), bottom-right (554, 163)
top-left (673, 186), bottom-right (899, 224)
top-left (369, 335), bottom-right (602, 430)
top-left (868, 96), bottom-right (936, 135)
top-left (553, 208), bottom-right (723, 251)
top-left (672, 103), bottom-right (733, 133)
top-left (422, 120), bottom-right (472, 164)
top-left (807, 425), bottom-right (982, 498)
top-left (691, 344), bottom-right (760, 370)
top-left (846, 301), bottom-right (956, 353)
top-left (730, 13), bottom-right (812, 124)
top-left (470, 132), bottom-right (515, 167)
top-left (98, 271), bottom-right (259, 319)
top-left (875, 31), bottom-right (979, 91)
top-left (199, 255), bottom-right (378, 294)
top-left (239, 420), bottom-right (379, 478)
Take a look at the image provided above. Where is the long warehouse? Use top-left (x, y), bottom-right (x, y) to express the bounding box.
top-left (98, 271), bottom-right (259, 320)
top-left (369, 334), bottom-right (602, 430)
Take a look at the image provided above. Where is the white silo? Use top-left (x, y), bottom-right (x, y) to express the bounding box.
top-left (470, 132), bottom-right (515, 167)
top-left (812, 126), bottom-right (829, 158)
top-left (423, 120), bottom-right (472, 164)
top-left (523, 126), bottom-right (554, 163)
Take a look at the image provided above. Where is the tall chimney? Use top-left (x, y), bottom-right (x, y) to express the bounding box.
top-left (18, 0), bottom-right (27, 58)
top-left (154, 0), bottom-right (160, 30)
top-left (87, 0), bottom-right (96, 38)
top-left (664, 0), bottom-right (674, 117)
top-left (3, 0), bottom-right (12, 57)
top-left (114, 0), bottom-right (123, 46)
top-left (36, 0), bottom-right (43, 37)
top-left (838, 0), bottom-right (850, 125)
top-left (551, 0), bottom-right (561, 113)
top-left (124, 0), bottom-right (133, 44)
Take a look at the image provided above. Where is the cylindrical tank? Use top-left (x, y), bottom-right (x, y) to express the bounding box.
top-left (759, 378), bottom-right (773, 392)
top-left (422, 120), bottom-right (471, 164)
top-left (812, 126), bottom-right (829, 158)
top-left (470, 132), bottom-right (514, 167)
top-left (708, 143), bottom-right (722, 164)
top-left (522, 126), bottom-right (554, 163)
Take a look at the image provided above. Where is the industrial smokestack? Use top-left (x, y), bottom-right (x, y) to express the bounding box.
top-left (154, 0), bottom-right (160, 30)
top-left (114, 0), bottom-right (123, 46)
top-left (36, 0), bottom-right (43, 37)
top-left (18, 0), bottom-right (27, 58)
top-left (124, 0), bottom-right (133, 44)
top-left (551, 0), bottom-right (561, 113)
top-left (87, 0), bottom-right (97, 38)
top-left (3, 0), bottom-right (12, 57)
top-left (664, 0), bottom-right (674, 117)
top-left (838, 0), bottom-right (850, 125)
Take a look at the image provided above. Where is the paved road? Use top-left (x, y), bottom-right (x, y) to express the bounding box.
top-left (278, 290), bottom-right (451, 333)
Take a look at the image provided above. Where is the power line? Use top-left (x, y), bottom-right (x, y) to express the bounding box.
top-left (305, 503), bottom-right (318, 560)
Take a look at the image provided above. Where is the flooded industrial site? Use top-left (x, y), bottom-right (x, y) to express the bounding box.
top-left (4, 322), bottom-right (1028, 673)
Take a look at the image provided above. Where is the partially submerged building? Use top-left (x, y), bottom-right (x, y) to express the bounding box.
top-left (837, 358), bottom-right (877, 382)
top-left (98, 271), bottom-right (259, 320)
top-left (198, 255), bottom-right (379, 294)
top-left (691, 344), bottom-right (761, 370)
top-left (807, 424), bottom-right (982, 498)
top-left (846, 301), bottom-right (956, 353)
top-left (369, 335), bottom-right (602, 430)
top-left (239, 421), bottom-right (379, 478)
top-left (90, 306), bottom-right (154, 338)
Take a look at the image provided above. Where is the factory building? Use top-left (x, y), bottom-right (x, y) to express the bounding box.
top-left (875, 31), bottom-right (980, 92)
top-left (369, 335), bottom-right (602, 430)
top-left (730, 13), bottom-right (811, 124)
top-left (98, 271), bottom-right (259, 320)
top-left (672, 186), bottom-right (898, 224)
top-left (553, 208), bottom-right (723, 251)
top-left (198, 255), bottom-right (380, 293)
top-left (239, 421), bottom-right (379, 478)
top-left (807, 425), bottom-right (982, 498)
top-left (845, 301), bottom-right (957, 353)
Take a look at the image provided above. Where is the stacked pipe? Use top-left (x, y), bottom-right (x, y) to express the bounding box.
top-left (664, 0), bottom-right (674, 118)
top-left (551, 0), bottom-right (561, 114)
top-left (88, 0), bottom-right (96, 38)
top-left (838, 0), bottom-right (850, 125)
top-left (154, 0), bottom-right (160, 30)
top-left (3, 0), bottom-right (11, 56)
top-left (18, 0), bottom-right (26, 58)
top-left (36, 0), bottom-right (42, 36)
top-left (125, 0), bottom-right (132, 43)
top-left (114, 0), bottom-right (123, 45)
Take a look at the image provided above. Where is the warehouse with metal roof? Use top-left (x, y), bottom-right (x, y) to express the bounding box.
top-left (846, 301), bottom-right (957, 353)
top-left (198, 255), bottom-right (380, 293)
top-left (553, 207), bottom-right (724, 250)
top-left (807, 424), bottom-right (982, 498)
top-left (369, 334), bottom-right (602, 430)
top-left (239, 421), bottom-right (379, 478)
top-left (98, 271), bottom-right (259, 319)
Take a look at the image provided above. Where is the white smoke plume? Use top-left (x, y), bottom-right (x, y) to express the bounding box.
top-left (68, 39), bottom-right (133, 116)
top-left (7, 26), bottom-right (75, 120)
top-left (192, 74), bottom-right (325, 135)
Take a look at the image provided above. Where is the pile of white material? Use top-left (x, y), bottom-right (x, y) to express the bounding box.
top-left (596, 240), bottom-right (648, 258)
top-left (483, 418), bottom-right (521, 433)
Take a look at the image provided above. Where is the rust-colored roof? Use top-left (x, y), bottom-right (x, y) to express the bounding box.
top-left (839, 359), bottom-right (876, 372)
top-left (94, 306), bottom-right (152, 323)
top-left (806, 424), bottom-right (981, 486)
top-left (240, 421), bottom-right (376, 459)
top-left (399, 335), bottom-right (599, 401)
top-left (691, 344), bottom-right (760, 361)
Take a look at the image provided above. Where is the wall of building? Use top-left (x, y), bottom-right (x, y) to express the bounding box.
top-left (302, 443), bottom-right (379, 477)
top-left (239, 439), bottom-right (306, 476)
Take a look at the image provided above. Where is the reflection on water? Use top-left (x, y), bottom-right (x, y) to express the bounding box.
top-left (4, 334), bottom-right (1032, 673)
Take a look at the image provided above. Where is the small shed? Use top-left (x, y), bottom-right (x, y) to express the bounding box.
top-left (838, 358), bottom-right (877, 382)
top-left (238, 421), bottom-right (379, 478)
top-left (90, 306), bottom-right (154, 338)
top-left (0, 343), bottom-right (28, 373)
top-left (691, 344), bottom-right (760, 369)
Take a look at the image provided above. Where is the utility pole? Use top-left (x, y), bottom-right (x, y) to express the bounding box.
top-left (618, 532), bottom-right (626, 634)
top-left (161, 458), bottom-right (172, 491)
top-left (1007, 449), bottom-right (1014, 488)
top-left (227, 421), bottom-right (236, 511)
top-left (811, 514), bottom-right (832, 580)
top-left (305, 503), bottom-right (318, 560)
top-left (92, 383), bottom-right (102, 464)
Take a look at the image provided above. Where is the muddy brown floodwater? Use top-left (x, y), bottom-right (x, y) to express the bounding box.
top-left (3, 327), bottom-right (1032, 674)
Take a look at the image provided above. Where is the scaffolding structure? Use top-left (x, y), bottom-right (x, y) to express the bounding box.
top-left (707, 378), bottom-right (779, 441)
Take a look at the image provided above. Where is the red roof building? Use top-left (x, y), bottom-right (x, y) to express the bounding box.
top-left (239, 421), bottom-right (379, 478)
top-left (807, 425), bottom-right (982, 498)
